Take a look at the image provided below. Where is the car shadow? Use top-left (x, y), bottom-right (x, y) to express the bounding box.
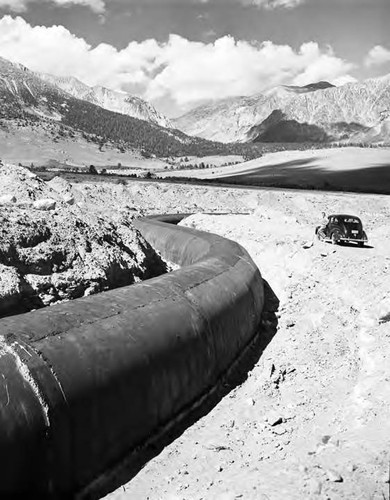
top-left (336, 241), bottom-right (374, 249)
top-left (318, 238), bottom-right (374, 250)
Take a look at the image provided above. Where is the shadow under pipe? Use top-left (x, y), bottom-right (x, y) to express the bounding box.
top-left (0, 214), bottom-right (279, 498)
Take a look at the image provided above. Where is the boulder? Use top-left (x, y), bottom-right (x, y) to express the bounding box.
top-left (0, 194), bottom-right (16, 205)
top-left (33, 198), bottom-right (57, 211)
top-left (63, 194), bottom-right (75, 205)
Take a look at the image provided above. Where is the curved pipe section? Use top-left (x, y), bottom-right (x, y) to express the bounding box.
top-left (0, 214), bottom-right (264, 498)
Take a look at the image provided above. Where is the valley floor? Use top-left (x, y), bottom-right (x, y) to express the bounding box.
top-left (158, 147), bottom-right (390, 194)
top-left (99, 183), bottom-right (390, 500)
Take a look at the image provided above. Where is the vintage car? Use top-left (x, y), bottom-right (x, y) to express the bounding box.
top-left (316, 214), bottom-right (368, 246)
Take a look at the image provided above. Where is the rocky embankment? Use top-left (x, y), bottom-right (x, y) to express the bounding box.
top-left (0, 163), bottom-right (166, 317)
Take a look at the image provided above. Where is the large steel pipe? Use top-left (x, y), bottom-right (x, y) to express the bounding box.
top-left (0, 214), bottom-right (264, 498)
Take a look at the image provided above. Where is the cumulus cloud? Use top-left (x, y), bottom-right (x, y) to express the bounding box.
top-left (0, 15), bottom-right (356, 115)
top-left (364, 45), bottom-right (390, 67)
top-left (0, 0), bottom-right (105, 14)
top-left (240, 0), bottom-right (305, 9)
top-left (291, 44), bottom-right (356, 86)
top-left (144, 38), bottom-right (355, 108)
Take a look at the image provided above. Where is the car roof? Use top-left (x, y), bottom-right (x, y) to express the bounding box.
top-left (328, 214), bottom-right (361, 220)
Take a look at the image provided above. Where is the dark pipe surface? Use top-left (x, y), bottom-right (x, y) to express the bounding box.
top-left (0, 214), bottom-right (264, 498)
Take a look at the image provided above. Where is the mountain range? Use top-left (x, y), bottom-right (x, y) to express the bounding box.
top-left (0, 56), bottom-right (245, 161)
top-left (39, 73), bottom-right (172, 128)
top-left (174, 77), bottom-right (390, 144)
top-left (0, 55), bottom-right (389, 168)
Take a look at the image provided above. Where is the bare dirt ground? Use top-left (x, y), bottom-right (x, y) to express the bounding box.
top-left (2, 159), bottom-right (389, 499)
top-left (100, 183), bottom-right (390, 500)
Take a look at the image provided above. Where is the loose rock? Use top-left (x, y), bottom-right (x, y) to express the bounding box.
top-left (326, 469), bottom-right (343, 482)
top-left (0, 194), bottom-right (16, 204)
top-left (33, 198), bottom-right (57, 211)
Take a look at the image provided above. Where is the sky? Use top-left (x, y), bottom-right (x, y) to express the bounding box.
top-left (0, 0), bottom-right (389, 117)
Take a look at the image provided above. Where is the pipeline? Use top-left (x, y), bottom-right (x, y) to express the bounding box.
top-left (0, 214), bottom-right (264, 498)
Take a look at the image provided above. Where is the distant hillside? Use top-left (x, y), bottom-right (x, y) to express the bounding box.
top-left (0, 56), bottom-right (184, 157)
top-left (0, 56), bottom-right (264, 159)
top-left (246, 109), bottom-right (371, 143)
top-left (40, 73), bottom-right (173, 128)
top-left (174, 77), bottom-right (390, 144)
top-left (0, 58), bottom-right (256, 157)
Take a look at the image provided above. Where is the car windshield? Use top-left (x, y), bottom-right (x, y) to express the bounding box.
top-left (342, 217), bottom-right (360, 224)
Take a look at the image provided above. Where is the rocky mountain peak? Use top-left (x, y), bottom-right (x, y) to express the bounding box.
top-left (40, 72), bottom-right (173, 128)
top-left (174, 76), bottom-right (390, 144)
top-left (281, 81), bottom-right (336, 94)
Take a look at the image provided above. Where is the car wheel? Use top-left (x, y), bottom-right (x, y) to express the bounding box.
top-left (331, 231), bottom-right (341, 245)
top-left (316, 227), bottom-right (325, 240)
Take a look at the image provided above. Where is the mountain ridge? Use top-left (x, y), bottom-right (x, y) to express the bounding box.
top-left (174, 77), bottom-right (390, 144)
top-left (0, 56), bottom-right (199, 157)
top-left (0, 56), bottom-right (265, 161)
top-left (39, 73), bottom-right (173, 128)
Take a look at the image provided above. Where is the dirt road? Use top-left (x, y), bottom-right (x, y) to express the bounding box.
top-left (104, 186), bottom-right (390, 500)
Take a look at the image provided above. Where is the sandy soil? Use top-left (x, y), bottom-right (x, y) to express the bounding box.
top-left (2, 159), bottom-right (389, 498)
top-left (98, 182), bottom-right (390, 500)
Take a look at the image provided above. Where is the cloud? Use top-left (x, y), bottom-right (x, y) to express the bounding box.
top-left (364, 45), bottom-right (390, 67)
top-left (0, 0), bottom-right (105, 14)
top-left (198, 0), bottom-right (305, 7)
top-left (290, 43), bottom-right (356, 86)
top-left (143, 38), bottom-right (356, 109)
top-left (0, 15), bottom-right (356, 115)
top-left (240, 0), bottom-right (305, 9)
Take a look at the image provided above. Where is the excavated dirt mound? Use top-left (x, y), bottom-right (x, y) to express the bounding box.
top-left (0, 164), bottom-right (166, 317)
